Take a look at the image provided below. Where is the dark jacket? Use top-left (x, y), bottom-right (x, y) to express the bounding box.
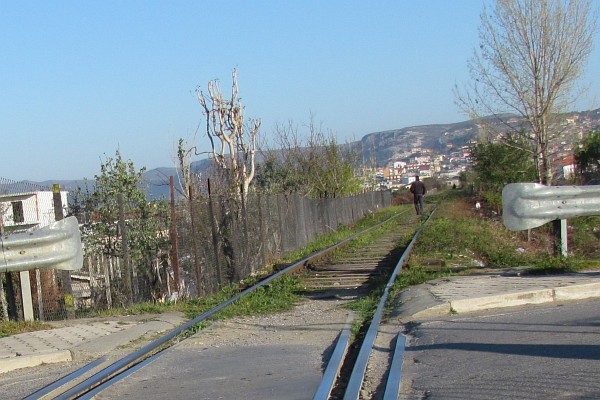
top-left (410, 180), bottom-right (426, 196)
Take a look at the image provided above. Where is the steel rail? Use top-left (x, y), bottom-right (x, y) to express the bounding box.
top-left (343, 209), bottom-right (435, 400)
top-left (26, 208), bottom-right (409, 400)
top-left (312, 324), bottom-right (352, 400)
top-left (22, 357), bottom-right (107, 400)
top-left (77, 349), bottom-right (167, 400)
top-left (383, 333), bottom-right (407, 400)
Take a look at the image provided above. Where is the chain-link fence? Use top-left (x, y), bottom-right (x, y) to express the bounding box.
top-left (1, 175), bottom-right (391, 322)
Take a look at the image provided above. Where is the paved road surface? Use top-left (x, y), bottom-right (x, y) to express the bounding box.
top-left (399, 299), bottom-right (600, 399)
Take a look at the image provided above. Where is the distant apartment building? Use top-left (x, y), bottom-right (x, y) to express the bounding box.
top-left (418, 166), bottom-right (432, 177)
top-left (0, 190), bottom-right (68, 232)
top-left (393, 161), bottom-right (407, 169)
top-left (383, 167), bottom-right (403, 180)
top-left (559, 155), bottom-right (576, 180)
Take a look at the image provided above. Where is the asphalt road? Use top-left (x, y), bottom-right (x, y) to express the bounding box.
top-left (399, 299), bottom-right (600, 400)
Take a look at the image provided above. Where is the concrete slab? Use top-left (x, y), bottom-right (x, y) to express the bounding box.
top-left (0, 312), bottom-right (187, 375)
top-left (0, 350), bottom-right (72, 374)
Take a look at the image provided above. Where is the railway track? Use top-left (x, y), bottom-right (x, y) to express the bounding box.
top-left (308, 208), bottom-right (432, 400)
top-left (298, 225), bottom-right (413, 292)
top-left (22, 206), bottom-right (431, 400)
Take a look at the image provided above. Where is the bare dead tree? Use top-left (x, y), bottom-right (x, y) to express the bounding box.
top-left (175, 138), bottom-right (195, 199)
top-left (455, 0), bottom-right (598, 185)
top-left (196, 69), bottom-right (261, 197)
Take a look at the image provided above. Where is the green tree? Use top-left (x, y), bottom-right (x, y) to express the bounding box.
top-left (471, 141), bottom-right (537, 210)
top-left (82, 150), bottom-right (169, 303)
top-left (306, 134), bottom-right (362, 198)
top-left (575, 131), bottom-right (600, 183)
top-left (471, 141), bottom-right (537, 192)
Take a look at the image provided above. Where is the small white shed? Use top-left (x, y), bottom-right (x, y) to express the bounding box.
top-left (0, 190), bottom-right (68, 232)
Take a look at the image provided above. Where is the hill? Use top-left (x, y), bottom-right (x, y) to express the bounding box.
top-left (9, 109), bottom-right (600, 199)
top-left (355, 109), bottom-right (600, 167)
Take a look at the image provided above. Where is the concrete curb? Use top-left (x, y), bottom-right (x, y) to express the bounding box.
top-left (0, 350), bottom-right (72, 374)
top-left (451, 288), bottom-right (555, 313)
top-left (410, 283), bottom-right (600, 320)
top-left (554, 282), bottom-right (600, 301)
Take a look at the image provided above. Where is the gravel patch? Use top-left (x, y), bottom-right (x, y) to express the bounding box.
top-left (182, 297), bottom-right (354, 349)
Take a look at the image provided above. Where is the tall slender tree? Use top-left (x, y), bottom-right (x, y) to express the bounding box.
top-left (456, 0), bottom-right (598, 185)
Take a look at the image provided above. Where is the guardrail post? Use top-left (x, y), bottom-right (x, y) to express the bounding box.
top-left (19, 271), bottom-right (34, 321)
top-left (554, 219), bottom-right (568, 257)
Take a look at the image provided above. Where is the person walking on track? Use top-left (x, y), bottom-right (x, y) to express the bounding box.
top-left (409, 175), bottom-right (426, 215)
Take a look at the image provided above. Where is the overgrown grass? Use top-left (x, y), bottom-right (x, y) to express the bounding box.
top-left (345, 291), bottom-right (383, 337)
top-left (344, 249), bottom-right (455, 338)
top-left (279, 205), bottom-right (410, 263)
top-left (408, 191), bottom-right (599, 273)
top-left (0, 321), bottom-right (53, 338)
top-left (348, 189), bottom-right (600, 337)
top-left (569, 215), bottom-right (600, 258)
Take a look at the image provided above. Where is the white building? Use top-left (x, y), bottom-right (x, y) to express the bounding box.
top-left (0, 191), bottom-right (68, 232)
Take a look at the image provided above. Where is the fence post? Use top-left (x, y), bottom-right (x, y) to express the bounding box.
top-left (275, 194), bottom-right (286, 254)
top-left (239, 184), bottom-right (250, 276)
top-left (169, 177), bottom-right (181, 292)
top-left (102, 254), bottom-right (112, 308)
top-left (5, 273), bottom-right (18, 320)
top-left (207, 179), bottom-right (223, 286)
top-left (188, 185), bottom-right (204, 296)
top-left (257, 193), bottom-right (267, 270)
top-left (35, 270), bottom-right (44, 321)
top-left (117, 193), bottom-right (133, 304)
top-left (0, 223), bottom-right (8, 321)
top-left (53, 183), bottom-right (75, 319)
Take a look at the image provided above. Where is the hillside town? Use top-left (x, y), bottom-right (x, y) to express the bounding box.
top-left (371, 109), bottom-right (600, 191)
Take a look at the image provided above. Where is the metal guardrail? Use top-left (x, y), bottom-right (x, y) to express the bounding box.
top-left (503, 183), bottom-right (600, 231)
top-left (0, 216), bottom-right (83, 272)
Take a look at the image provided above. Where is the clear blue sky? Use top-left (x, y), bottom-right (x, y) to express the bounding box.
top-left (2, 1), bottom-right (599, 181)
